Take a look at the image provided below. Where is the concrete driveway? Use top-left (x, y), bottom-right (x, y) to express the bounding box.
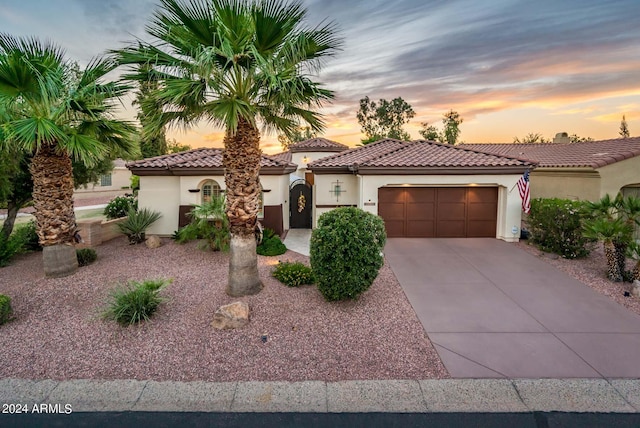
top-left (384, 238), bottom-right (640, 378)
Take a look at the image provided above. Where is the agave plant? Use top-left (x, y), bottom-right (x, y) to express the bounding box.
top-left (117, 208), bottom-right (162, 244)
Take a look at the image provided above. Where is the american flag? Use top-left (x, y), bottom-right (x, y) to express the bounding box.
top-left (517, 170), bottom-right (531, 214)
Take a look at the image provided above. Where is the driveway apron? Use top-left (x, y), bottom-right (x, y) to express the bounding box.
top-left (384, 238), bottom-right (640, 378)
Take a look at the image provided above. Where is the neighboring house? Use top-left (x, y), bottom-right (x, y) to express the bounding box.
top-left (74, 158), bottom-right (132, 199)
top-left (460, 137), bottom-right (640, 201)
top-left (308, 139), bottom-right (535, 242)
top-left (127, 149), bottom-right (296, 236)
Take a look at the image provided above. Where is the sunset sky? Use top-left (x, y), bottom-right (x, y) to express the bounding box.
top-left (1, 0), bottom-right (639, 153)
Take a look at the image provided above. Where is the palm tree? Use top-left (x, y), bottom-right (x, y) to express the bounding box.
top-left (0, 35), bottom-right (137, 277)
top-left (583, 217), bottom-right (632, 282)
top-left (627, 241), bottom-right (640, 282)
top-left (116, 0), bottom-right (340, 296)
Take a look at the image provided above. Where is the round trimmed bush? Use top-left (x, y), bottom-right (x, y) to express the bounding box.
top-left (310, 207), bottom-right (386, 301)
top-left (104, 195), bottom-right (137, 220)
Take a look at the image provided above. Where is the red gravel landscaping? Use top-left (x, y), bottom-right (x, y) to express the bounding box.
top-left (0, 237), bottom-right (448, 381)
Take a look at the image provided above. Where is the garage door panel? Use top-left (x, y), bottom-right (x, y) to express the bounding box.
top-left (379, 203), bottom-right (405, 220)
top-left (438, 202), bottom-right (466, 220)
top-left (384, 220), bottom-right (406, 238)
top-left (468, 203), bottom-right (498, 220)
top-left (406, 188), bottom-right (435, 202)
top-left (407, 220), bottom-right (435, 237)
top-left (467, 220), bottom-right (497, 237)
top-left (437, 188), bottom-right (466, 202)
top-left (407, 202), bottom-right (435, 220)
top-left (468, 187), bottom-right (498, 203)
top-left (379, 187), bottom-right (404, 203)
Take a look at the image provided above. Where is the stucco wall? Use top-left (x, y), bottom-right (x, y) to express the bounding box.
top-left (138, 174), bottom-right (290, 235)
top-left (598, 156), bottom-right (640, 199)
top-left (529, 169), bottom-right (601, 201)
top-left (75, 167), bottom-right (132, 193)
top-left (313, 173), bottom-right (524, 242)
top-left (138, 176), bottom-right (181, 235)
top-left (312, 174), bottom-right (359, 227)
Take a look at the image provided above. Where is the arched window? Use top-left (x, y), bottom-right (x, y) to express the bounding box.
top-left (201, 180), bottom-right (221, 204)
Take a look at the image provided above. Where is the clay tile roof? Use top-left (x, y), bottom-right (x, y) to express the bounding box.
top-left (459, 137), bottom-right (640, 168)
top-left (126, 148), bottom-right (295, 175)
top-left (308, 139), bottom-right (533, 173)
top-left (268, 151), bottom-right (293, 164)
top-left (289, 137), bottom-right (349, 153)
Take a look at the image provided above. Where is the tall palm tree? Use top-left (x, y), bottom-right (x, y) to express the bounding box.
top-left (116, 0), bottom-right (341, 296)
top-left (0, 35), bottom-right (138, 277)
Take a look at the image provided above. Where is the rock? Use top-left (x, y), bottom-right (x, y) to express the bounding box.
top-left (211, 301), bottom-right (249, 329)
top-left (632, 281), bottom-right (640, 298)
top-left (145, 235), bottom-right (162, 249)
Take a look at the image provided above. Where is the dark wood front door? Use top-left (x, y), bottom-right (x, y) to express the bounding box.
top-left (290, 182), bottom-right (313, 229)
top-left (378, 187), bottom-right (498, 238)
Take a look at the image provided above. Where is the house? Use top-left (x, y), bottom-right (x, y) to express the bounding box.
top-left (127, 149), bottom-right (296, 236)
top-left (74, 158), bottom-right (132, 199)
top-left (128, 138), bottom-right (536, 242)
top-left (307, 139), bottom-right (535, 242)
top-left (460, 137), bottom-right (640, 201)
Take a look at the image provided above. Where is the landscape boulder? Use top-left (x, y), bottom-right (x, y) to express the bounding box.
top-left (211, 301), bottom-right (250, 329)
top-left (632, 280), bottom-right (640, 298)
top-left (145, 235), bottom-right (162, 249)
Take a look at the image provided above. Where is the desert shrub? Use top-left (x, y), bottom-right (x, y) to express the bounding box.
top-left (0, 233), bottom-right (23, 267)
top-left (117, 208), bottom-right (162, 244)
top-left (310, 207), bottom-right (386, 301)
top-left (76, 248), bottom-right (97, 267)
top-left (102, 279), bottom-right (171, 325)
top-left (12, 221), bottom-right (41, 252)
top-left (272, 261), bottom-right (314, 287)
top-left (104, 194), bottom-right (137, 220)
top-left (257, 230), bottom-right (287, 256)
top-left (0, 294), bottom-right (13, 325)
top-left (174, 196), bottom-right (229, 251)
top-left (526, 198), bottom-right (592, 259)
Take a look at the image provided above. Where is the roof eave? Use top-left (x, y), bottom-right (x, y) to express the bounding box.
top-left (356, 166), bottom-right (533, 175)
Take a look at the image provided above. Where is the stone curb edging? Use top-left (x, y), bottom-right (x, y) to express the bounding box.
top-left (1, 378), bottom-right (639, 413)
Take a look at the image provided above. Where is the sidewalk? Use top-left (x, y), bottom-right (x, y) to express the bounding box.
top-left (1, 378), bottom-right (639, 413)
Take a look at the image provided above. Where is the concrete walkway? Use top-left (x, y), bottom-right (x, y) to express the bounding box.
top-left (2, 378), bottom-right (639, 413)
top-left (283, 228), bottom-right (312, 256)
top-left (384, 238), bottom-right (640, 379)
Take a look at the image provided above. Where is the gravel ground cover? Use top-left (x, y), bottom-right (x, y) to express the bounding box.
top-left (515, 240), bottom-right (640, 316)
top-left (0, 237), bottom-right (448, 381)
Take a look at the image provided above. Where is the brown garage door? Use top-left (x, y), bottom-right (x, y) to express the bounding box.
top-left (378, 187), bottom-right (497, 238)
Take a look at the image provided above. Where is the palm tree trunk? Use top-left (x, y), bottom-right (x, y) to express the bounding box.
top-left (633, 261), bottom-right (640, 282)
top-left (1, 200), bottom-right (19, 240)
top-left (30, 144), bottom-right (78, 277)
top-left (614, 240), bottom-right (628, 280)
top-left (604, 240), bottom-right (622, 282)
top-left (223, 117), bottom-right (263, 296)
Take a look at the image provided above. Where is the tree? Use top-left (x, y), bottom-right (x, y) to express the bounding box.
top-left (0, 35), bottom-right (138, 277)
top-left (442, 110), bottom-right (463, 145)
top-left (569, 134), bottom-right (593, 143)
top-left (278, 126), bottom-right (316, 150)
top-left (116, 0), bottom-right (340, 296)
top-left (620, 115), bottom-right (630, 138)
top-left (418, 122), bottom-right (440, 141)
top-left (356, 96), bottom-right (415, 143)
top-left (133, 64), bottom-right (168, 158)
top-left (166, 139), bottom-right (191, 154)
top-left (513, 133), bottom-right (550, 144)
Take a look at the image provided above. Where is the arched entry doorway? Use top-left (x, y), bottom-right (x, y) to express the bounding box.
top-left (290, 179), bottom-right (313, 229)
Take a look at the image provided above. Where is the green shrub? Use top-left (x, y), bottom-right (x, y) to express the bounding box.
top-left (0, 294), bottom-right (13, 325)
top-left (104, 194), bottom-right (137, 220)
top-left (310, 207), bottom-right (386, 301)
top-left (0, 233), bottom-right (23, 267)
top-left (526, 198), bottom-right (592, 259)
top-left (12, 221), bottom-right (41, 252)
top-left (174, 196), bottom-right (229, 251)
top-left (272, 261), bottom-right (314, 287)
top-left (117, 207), bottom-right (162, 244)
top-left (76, 248), bottom-right (97, 267)
top-left (257, 232), bottom-right (287, 256)
top-left (102, 279), bottom-right (171, 325)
